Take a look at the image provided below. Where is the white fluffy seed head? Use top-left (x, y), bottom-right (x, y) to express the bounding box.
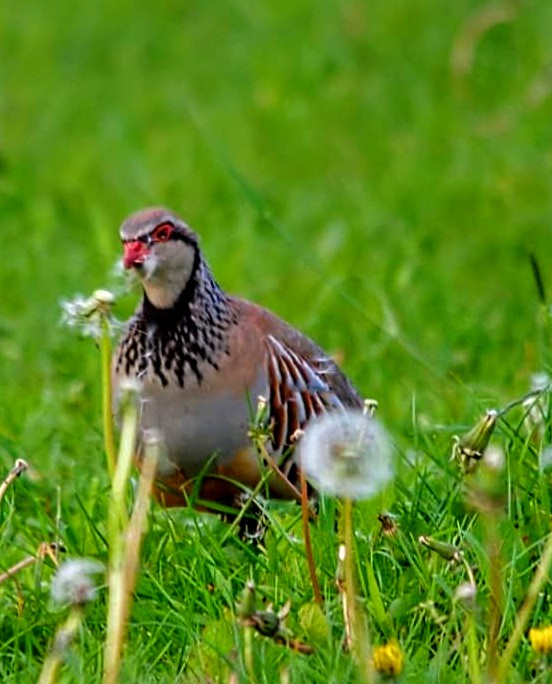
top-left (483, 444), bottom-right (505, 471)
top-left (454, 581), bottom-right (477, 604)
top-left (530, 371), bottom-right (551, 392)
top-left (51, 558), bottom-right (104, 606)
top-left (540, 446), bottom-right (552, 472)
top-left (299, 409), bottom-right (394, 500)
top-left (60, 289), bottom-right (116, 339)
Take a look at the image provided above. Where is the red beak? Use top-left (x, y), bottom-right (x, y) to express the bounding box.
top-left (123, 241), bottom-right (150, 269)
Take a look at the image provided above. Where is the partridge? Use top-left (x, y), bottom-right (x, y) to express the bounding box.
top-left (113, 207), bottom-right (363, 509)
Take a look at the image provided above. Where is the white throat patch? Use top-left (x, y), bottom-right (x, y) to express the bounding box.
top-left (140, 243), bottom-right (196, 309)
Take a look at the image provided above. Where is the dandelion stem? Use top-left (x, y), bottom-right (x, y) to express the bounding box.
top-left (124, 443), bottom-right (158, 584)
top-left (342, 497), bottom-right (373, 684)
top-left (219, 442), bottom-right (315, 546)
top-left (104, 442), bottom-right (157, 684)
top-left (461, 555), bottom-right (477, 590)
top-left (498, 528), bottom-right (552, 680)
top-left (38, 606), bottom-right (84, 684)
top-left (237, 580), bottom-right (257, 680)
top-left (300, 467), bottom-right (322, 605)
top-left (337, 544), bottom-right (353, 650)
top-left (465, 609), bottom-right (482, 684)
top-left (111, 394), bottom-right (137, 529)
top-left (342, 499), bottom-right (354, 649)
top-left (104, 391), bottom-right (141, 684)
top-left (496, 385), bottom-right (552, 418)
top-left (104, 443), bottom-right (158, 684)
top-left (486, 515), bottom-right (502, 683)
top-left (101, 317), bottom-right (117, 481)
top-left (256, 440), bottom-right (304, 505)
top-left (219, 467), bottom-right (276, 545)
top-left (244, 623), bottom-right (255, 682)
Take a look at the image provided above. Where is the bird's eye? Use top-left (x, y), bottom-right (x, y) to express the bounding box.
top-left (151, 223), bottom-right (173, 243)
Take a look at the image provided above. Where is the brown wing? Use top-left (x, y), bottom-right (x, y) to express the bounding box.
top-left (265, 330), bottom-right (365, 466)
top-left (266, 334), bottom-right (346, 453)
top-left (227, 296), bottom-right (364, 476)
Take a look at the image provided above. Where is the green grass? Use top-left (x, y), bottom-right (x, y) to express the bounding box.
top-left (2, 0), bottom-right (552, 681)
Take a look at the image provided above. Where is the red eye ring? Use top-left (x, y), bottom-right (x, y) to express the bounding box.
top-left (151, 223), bottom-right (173, 243)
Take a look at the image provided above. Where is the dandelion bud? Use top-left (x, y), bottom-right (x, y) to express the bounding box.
top-left (238, 580), bottom-right (256, 621)
top-left (378, 513), bottom-right (398, 537)
top-left (12, 459), bottom-right (29, 477)
top-left (248, 395), bottom-right (273, 445)
top-left (252, 609), bottom-right (281, 637)
top-left (363, 399), bottom-right (379, 417)
top-left (289, 428), bottom-right (304, 444)
top-left (378, 514), bottom-right (410, 565)
top-left (419, 535), bottom-right (462, 563)
top-left (453, 409), bottom-right (498, 472)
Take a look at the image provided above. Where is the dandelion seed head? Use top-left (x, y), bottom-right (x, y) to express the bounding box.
top-left (540, 446), bottom-right (552, 472)
top-left (454, 582), bottom-right (477, 604)
top-left (111, 258), bottom-right (144, 298)
top-left (483, 445), bottom-right (505, 471)
top-left (60, 289), bottom-right (116, 340)
top-left (111, 257), bottom-right (126, 278)
top-left (60, 295), bottom-right (90, 328)
top-left (531, 372), bottom-right (551, 392)
top-left (51, 558), bottom-right (104, 606)
top-left (119, 377), bottom-right (143, 397)
top-left (299, 409), bottom-right (394, 500)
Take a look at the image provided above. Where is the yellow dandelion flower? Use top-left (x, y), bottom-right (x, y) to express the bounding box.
top-left (529, 625), bottom-right (552, 654)
top-left (372, 639), bottom-right (404, 677)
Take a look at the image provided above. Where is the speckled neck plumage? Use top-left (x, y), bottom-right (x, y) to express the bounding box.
top-left (116, 256), bottom-right (237, 387)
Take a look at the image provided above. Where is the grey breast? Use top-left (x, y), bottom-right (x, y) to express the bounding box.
top-left (135, 365), bottom-right (267, 477)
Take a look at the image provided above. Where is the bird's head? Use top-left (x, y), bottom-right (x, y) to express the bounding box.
top-left (120, 207), bottom-right (200, 309)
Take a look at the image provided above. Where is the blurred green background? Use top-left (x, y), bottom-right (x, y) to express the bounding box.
top-left (1, 0), bottom-right (551, 486)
